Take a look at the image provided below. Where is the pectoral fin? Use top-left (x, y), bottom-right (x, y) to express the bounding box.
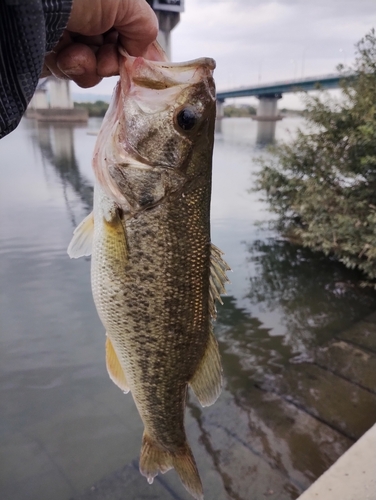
top-left (105, 336), bottom-right (130, 394)
top-left (209, 243), bottom-right (230, 318)
top-left (102, 212), bottom-right (128, 263)
top-left (67, 212), bottom-right (94, 258)
top-left (189, 331), bottom-right (222, 407)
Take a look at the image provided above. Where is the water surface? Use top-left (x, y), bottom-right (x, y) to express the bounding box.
top-left (1, 117), bottom-right (375, 500)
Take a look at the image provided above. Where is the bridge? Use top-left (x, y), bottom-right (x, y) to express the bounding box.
top-left (216, 72), bottom-right (354, 143)
top-left (216, 73), bottom-right (351, 101)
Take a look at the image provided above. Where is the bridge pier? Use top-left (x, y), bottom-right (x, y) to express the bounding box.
top-left (253, 93), bottom-right (283, 144)
top-left (216, 99), bottom-right (225, 119)
top-left (49, 79), bottom-right (73, 109)
top-left (215, 99), bottom-right (224, 133)
top-left (146, 1), bottom-right (183, 60)
top-left (27, 77), bottom-right (87, 122)
top-left (154, 10), bottom-right (180, 60)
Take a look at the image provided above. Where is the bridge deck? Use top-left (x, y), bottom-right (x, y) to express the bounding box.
top-left (217, 72), bottom-right (354, 100)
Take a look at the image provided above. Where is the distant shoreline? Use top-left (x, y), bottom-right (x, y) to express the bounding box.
top-left (73, 100), bottom-right (305, 119)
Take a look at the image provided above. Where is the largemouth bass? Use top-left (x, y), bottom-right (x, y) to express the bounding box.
top-left (68, 46), bottom-right (229, 500)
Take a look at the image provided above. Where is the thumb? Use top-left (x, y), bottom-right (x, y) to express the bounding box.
top-left (114, 0), bottom-right (159, 57)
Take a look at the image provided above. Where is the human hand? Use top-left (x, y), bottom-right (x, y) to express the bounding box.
top-left (41, 0), bottom-right (159, 88)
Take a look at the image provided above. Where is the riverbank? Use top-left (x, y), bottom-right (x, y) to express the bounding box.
top-left (297, 423), bottom-right (376, 500)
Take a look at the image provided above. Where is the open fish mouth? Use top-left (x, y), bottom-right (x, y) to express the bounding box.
top-left (119, 45), bottom-right (216, 91)
top-left (117, 49), bottom-right (216, 118)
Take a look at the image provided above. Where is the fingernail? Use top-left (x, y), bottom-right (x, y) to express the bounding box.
top-left (63, 66), bottom-right (85, 76)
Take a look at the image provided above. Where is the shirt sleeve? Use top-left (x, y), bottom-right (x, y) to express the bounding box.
top-left (0, 0), bottom-right (72, 139)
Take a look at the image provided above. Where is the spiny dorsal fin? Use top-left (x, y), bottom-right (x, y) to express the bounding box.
top-left (209, 243), bottom-right (230, 318)
top-left (189, 330), bottom-right (223, 407)
top-left (105, 336), bottom-right (130, 394)
top-left (67, 212), bottom-right (94, 258)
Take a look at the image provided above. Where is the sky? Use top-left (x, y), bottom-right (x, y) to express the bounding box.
top-left (72, 0), bottom-right (376, 109)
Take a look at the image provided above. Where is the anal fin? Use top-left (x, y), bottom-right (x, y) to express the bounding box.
top-left (67, 212), bottom-right (94, 258)
top-left (105, 336), bottom-right (130, 394)
top-left (189, 331), bottom-right (222, 407)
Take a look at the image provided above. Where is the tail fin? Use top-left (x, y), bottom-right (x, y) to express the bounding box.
top-left (139, 432), bottom-right (203, 500)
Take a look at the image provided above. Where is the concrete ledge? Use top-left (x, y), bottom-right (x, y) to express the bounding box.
top-left (26, 108), bottom-right (88, 122)
top-left (251, 115), bottom-right (283, 121)
top-left (297, 423), bottom-right (376, 500)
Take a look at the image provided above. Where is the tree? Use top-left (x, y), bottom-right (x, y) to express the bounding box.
top-left (254, 29), bottom-right (376, 283)
top-left (74, 100), bottom-right (109, 117)
top-left (224, 104), bottom-right (256, 117)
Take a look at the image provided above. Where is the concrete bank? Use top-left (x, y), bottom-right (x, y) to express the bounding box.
top-left (297, 423), bottom-right (376, 500)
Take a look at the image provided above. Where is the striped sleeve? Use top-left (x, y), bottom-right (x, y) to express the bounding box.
top-left (43, 0), bottom-right (72, 52)
top-left (0, 0), bottom-right (72, 139)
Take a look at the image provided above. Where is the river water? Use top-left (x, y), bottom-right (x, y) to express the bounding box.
top-left (1, 117), bottom-right (376, 500)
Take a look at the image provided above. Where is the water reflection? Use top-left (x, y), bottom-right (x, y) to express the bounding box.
top-left (245, 238), bottom-right (376, 354)
top-left (35, 123), bottom-right (93, 221)
top-left (216, 296), bottom-right (290, 383)
top-left (182, 294), bottom-right (353, 500)
top-left (255, 120), bottom-right (278, 145)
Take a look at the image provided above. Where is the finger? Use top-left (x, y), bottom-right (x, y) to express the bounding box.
top-left (104, 30), bottom-right (118, 45)
top-left (44, 51), bottom-right (69, 79)
top-left (56, 43), bottom-right (102, 88)
top-left (66, 0), bottom-right (158, 57)
top-left (70, 72), bottom-right (103, 89)
top-left (72, 34), bottom-right (104, 47)
top-left (40, 64), bottom-right (52, 78)
top-left (53, 30), bottom-right (73, 51)
top-left (96, 44), bottom-right (119, 77)
top-left (115, 0), bottom-right (159, 57)
top-left (44, 31), bottom-right (73, 78)
top-left (143, 41), bottom-right (169, 62)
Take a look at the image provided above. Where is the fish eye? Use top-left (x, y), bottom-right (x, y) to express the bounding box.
top-left (176, 107), bottom-right (198, 131)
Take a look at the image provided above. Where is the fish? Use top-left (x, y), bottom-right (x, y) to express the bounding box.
top-left (67, 45), bottom-right (229, 500)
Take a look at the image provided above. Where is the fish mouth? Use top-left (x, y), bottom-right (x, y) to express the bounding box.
top-left (119, 43), bottom-right (216, 72)
top-left (118, 46), bottom-right (216, 101)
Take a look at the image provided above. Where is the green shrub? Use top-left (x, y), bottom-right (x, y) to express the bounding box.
top-left (254, 29), bottom-right (376, 283)
top-left (224, 104), bottom-right (256, 117)
top-left (74, 100), bottom-right (109, 117)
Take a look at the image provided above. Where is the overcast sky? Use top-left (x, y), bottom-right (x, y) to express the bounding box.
top-left (72, 0), bottom-right (376, 108)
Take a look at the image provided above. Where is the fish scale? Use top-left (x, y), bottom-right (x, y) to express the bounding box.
top-left (91, 183), bottom-right (212, 448)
